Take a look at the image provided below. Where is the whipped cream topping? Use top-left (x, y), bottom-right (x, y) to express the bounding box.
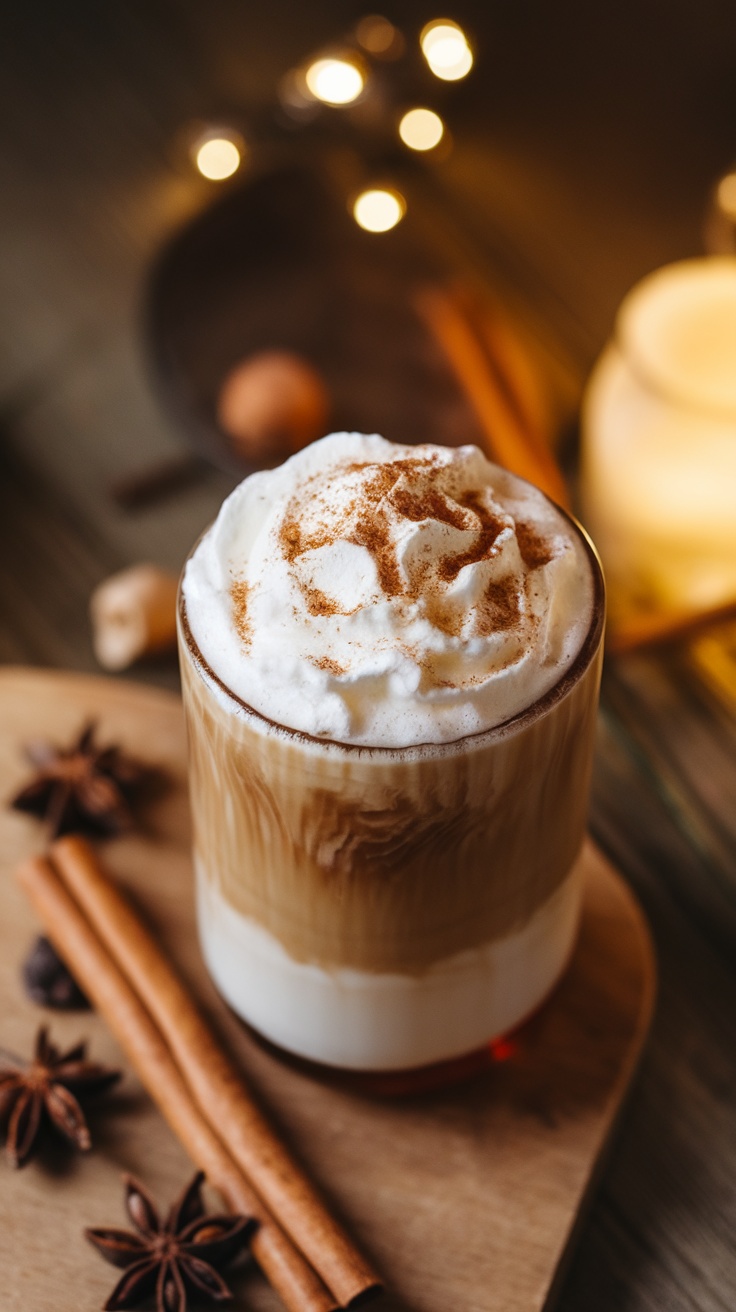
top-left (183, 433), bottom-right (595, 746)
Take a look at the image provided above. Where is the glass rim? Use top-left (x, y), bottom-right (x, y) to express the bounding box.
top-left (178, 502), bottom-right (606, 761)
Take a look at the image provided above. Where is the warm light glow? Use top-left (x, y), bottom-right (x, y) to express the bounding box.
top-left (398, 107), bottom-right (444, 151)
top-left (716, 171), bottom-right (736, 221)
top-left (356, 14), bottom-right (399, 55)
top-left (420, 19), bottom-right (473, 80)
top-left (305, 57), bottom-right (364, 105)
top-left (278, 69), bottom-right (316, 118)
top-left (582, 258), bottom-right (736, 612)
top-left (489, 1036), bottom-right (518, 1063)
top-left (193, 134), bottom-right (242, 181)
top-left (352, 188), bottom-right (406, 232)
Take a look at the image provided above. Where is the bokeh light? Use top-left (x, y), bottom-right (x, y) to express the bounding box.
top-left (399, 107), bottom-right (445, 151)
top-left (305, 57), bottom-right (364, 105)
top-left (353, 188), bottom-right (406, 232)
top-left (355, 14), bottom-right (404, 58)
top-left (420, 19), bottom-right (473, 80)
top-left (192, 132), bottom-right (243, 181)
top-left (716, 172), bottom-right (736, 221)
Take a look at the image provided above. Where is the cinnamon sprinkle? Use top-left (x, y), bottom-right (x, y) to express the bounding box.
top-left (279, 516), bottom-right (304, 562)
top-left (303, 586), bottom-right (342, 617)
top-left (390, 487), bottom-right (470, 530)
top-left (230, 580), bottom-right (252, 647)
top-left (438, 491), bottom-right (505, 582)
top-left (277, 459), bottom-right (547, 633)
top-left (343, 456), bottom-right (435, 491)
top-left (349, 511), bottom-right (403, 597)
top-left (515, 521), bottom-right (553, 570)
top-left (312, 656), bottom-right (346, 675)
top-left (474, 577), bottom-right (522, 637)
top-left (421, 588), bottom-right (463, 638)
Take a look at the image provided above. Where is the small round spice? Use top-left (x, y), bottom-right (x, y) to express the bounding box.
top-left (22, 934), bottom-right (90, 1010)
top-left (217, 349), bottom-right (330, 461)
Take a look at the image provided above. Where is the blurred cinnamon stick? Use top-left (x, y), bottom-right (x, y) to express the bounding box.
top-left (414, 283), bottom-right (570, 510)
top-left (110, 453), bottom-right (205, 510)
top-left (607, 597), bottom-right (736, 657)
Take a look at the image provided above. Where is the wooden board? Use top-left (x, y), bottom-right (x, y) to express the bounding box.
top-left (0, 667), bottom-right (655, 1312)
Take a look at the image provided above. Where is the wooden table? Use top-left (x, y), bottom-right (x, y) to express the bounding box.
top-left (1, 5), bottom-right (736, 1310)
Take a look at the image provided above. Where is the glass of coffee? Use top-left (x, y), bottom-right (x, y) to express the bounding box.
top-left (178, 434), bottom-right (604, 1072)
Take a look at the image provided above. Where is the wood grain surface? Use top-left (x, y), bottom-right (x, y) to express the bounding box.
top-left (0, 667), bottom-right (654, 1312)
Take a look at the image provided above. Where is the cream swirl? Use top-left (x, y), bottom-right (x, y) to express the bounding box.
top-left (183, 433), bottom-right (595, 746)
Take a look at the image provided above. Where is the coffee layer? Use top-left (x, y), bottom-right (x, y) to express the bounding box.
top-left (180, 626), bottom-right (602, 974)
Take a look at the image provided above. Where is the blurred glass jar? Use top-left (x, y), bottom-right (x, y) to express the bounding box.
top-left (581, 257), bottom-right (736, 616)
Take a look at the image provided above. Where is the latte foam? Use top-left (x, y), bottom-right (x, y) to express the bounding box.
top-left (183, 433), bottom-right (593, 746)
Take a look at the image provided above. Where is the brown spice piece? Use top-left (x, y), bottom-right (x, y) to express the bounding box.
top-left (86, 1170), bottom-right (255, 1312)
top-left (90, 565), bottom-right (178, 672)
top-left (515, 521), bottom-right (553, 570)
top-left (0, 1024), bottom-right (120, 1168)
top-left (9, 722), bottom-right (161, 840)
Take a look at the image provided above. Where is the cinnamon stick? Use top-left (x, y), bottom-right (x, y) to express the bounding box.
top-left (463, 291), bottom-right (554, 453)
top-left (16, 851), bottom-right (340, 1312)
top-left (414, 284), bottom-right (571, 509)
top-left (47, 836), bottom-right (380, 1309)
top-left (606, 596), bottom-right (736, 657)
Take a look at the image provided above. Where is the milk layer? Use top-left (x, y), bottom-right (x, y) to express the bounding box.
top-left (196, 855), bottom-right (584, 1070)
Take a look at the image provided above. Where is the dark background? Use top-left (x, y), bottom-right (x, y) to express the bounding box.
top-left (3, 0), bottom-right (736, 661)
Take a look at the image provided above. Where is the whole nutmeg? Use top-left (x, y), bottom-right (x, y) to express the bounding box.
top-left (216, 349), bottom-right (330, 461)
top-left (22, 935), bottom-right (90, 1010)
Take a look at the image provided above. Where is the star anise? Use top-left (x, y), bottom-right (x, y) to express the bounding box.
top-left (0, 1025), bottom-right (121, 1167)
top-left (86, 1171), bottom-right (256, 1312)
top-left (10, 721), bottom-right (159, 839)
